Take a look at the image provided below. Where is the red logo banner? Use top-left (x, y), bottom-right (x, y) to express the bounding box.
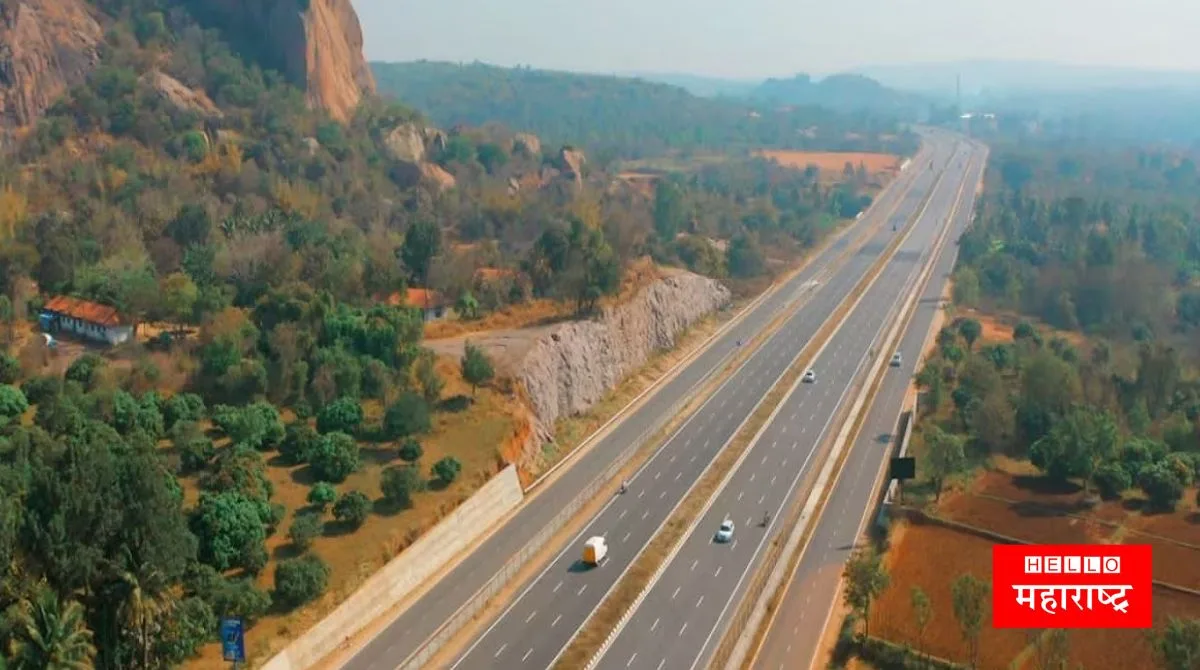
top-left (992, 544), bottom-right (1153, 629)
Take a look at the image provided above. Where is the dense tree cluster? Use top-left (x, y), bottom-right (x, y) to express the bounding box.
top-left (371, 61), bottom-right (919, 161)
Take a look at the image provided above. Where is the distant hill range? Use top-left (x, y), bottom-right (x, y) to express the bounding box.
top-left (851, 59), bottom-right (1200, 99)
top-left (371, 60), bottom-right (918, 159)
top-left (630, 71), bottom-right (924, 115)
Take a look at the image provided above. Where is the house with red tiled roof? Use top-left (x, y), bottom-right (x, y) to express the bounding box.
top-left (386, 288), bottom-right (449, 322)
top-left (39, 296), bottom-right (134, 346)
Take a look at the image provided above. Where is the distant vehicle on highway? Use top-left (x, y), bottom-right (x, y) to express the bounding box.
top-left (802, 369), bottom-right (816, 384)
top-left (582, 536), bottom-right (607, 566)
top-left (890, 352), bottom-right (902, 367)
top-left (715, 518), bottom-right (735, 543)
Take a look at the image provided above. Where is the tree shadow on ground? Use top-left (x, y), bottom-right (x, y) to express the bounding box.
top-left (427, 477), bottom-right (452, 492)
top-left (1010, 474), bottom-right (1083, 496)
top-left (288, 464), bottom-right (316, 486)
top-left (272, 543), bottom-right (304, 561)
top-left (1009, 498), bottom-right (1094, 518)
top-left (372, 496), bottom-right (413, 517)
top-left (322, 520), bottom-right (360, 538)
top-left (438, 395), bottom-right (472, 413)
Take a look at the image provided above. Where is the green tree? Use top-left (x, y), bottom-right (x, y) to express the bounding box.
top-left (0, 294), bottom-right (13, 345)
top-left (308, 432), bottom-right (360, 483)
top-left (160, 272), bottom-right (198, 328)
top-left (190, 491), bottom-right (269, 573)
top-left (1153, 618), bottom-right (1200, 670)
top-left (1029, 405), bottom-right (1118, 492)
top-left (461, 342), bottom-right (495, 397)
top-left (288, 512), bottom-right (324, 551)
top-left (1030, 628), bottom-right (1071, 670)
top-left (414, 349), bottom-right (444, 404)
top-left (726, 232), bottom-right (766, 278)
top-left (401, 218), bottom-right (442, 286)
top-left (910, 586), bottom-right (932, 663)
top-left (475, 142), bottom-right (509, 173)
top-left (653, 179), bottom-right (687, 240)
top-left (1139, 461), bottom-right (1186, 512)
top-left (307, 482), bottom-right (338, 512)
top-left (316, 396), bottom-right (364, 435)
top-left (1092, 461), bottom-right (1132, 500)
top-left (456, 290), bottom-right (481, 320)
top-left (0, 352), bottom-right (19, 384)
top-left (163, 392), bottom-right (205, 429)
top-left (332, 490), bottom-right (372, 529)
top-left (958, 318), bottom-right (983, 350)
top-left (384, 391), bottom-right (431, 439)
top-left (173, 422), bottom-right (215, 474)
top-left (211, 402), bottom-right (285, 451)
top-left (0, 384), bottom-right (29, 424)
top-left (951, 573), bottom-right (989, 669)
top-left (952, 267), bottom-right (981, 306)
top-left (397, 437), bottom-right (424, 463)
top-left (281, 421), bottom-right (321, 465)
top-left (432, 456), bottom-right (462, 485)
top-left (924, 425), bottom-right (967, 501)
top-left (5, 585), bottom-right (96, 670)
top-left (380, 465), bottom-right (425, 508)
top-left (842, 545), bottom-right (889, 640)
top-left (273, 554), bottom-right (330, 609)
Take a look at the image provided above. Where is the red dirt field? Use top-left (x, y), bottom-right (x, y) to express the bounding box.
top-left (874, 521), bottom-right (1200, 670)
top-left (1022, 588), bottom-right (1200, 670)
top-left (872, 521), bottom-right (1030, 669)
top-left (754, 150), bottom-right (900, 178)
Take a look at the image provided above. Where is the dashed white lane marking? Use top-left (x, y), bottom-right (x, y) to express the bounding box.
top-left (553, 581), bottom-right (562, 593)
top-left (494, 643), bottom-right (506, 658)
top-left (526, 611), bottom-right (536, 623)
top-left (522, 648), bottom-right (533, 662)
top-left (578, 584), bottom-right (587, 596)
top-left (672, 586), bottom-right (681, 599)
top-left (691, 559), bottom-right (698, 571)
top-left (552, 614), bottom-right (562, 627)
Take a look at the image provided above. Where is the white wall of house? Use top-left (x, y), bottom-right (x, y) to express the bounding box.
top-left (55, 315), bottom-right (133, 346)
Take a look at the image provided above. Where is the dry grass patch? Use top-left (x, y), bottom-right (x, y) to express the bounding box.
top-left (755, 150), bottom-right (899, 181)
top-left (184, 356), bottom-right (520, 667)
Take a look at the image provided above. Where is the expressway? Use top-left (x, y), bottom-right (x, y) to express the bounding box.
top-left (591, 141), bottom-right (979, 670)
top-left (752, 143), bottom-right (989, 670)
top-left (444, 137), bottom-right (961, 670)
top-left (341, 138), bottom-right (938, 670)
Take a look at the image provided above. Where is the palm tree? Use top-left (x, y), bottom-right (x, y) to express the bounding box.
top-left (6, 584), bottom-right (96, 670)
top-left (115, 558), bottom-right (175, 670)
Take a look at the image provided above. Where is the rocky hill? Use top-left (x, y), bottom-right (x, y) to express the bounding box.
top-left (0, 0), bottom-right (374, 131)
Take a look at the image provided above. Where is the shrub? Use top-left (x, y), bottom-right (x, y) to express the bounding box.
top-left (164, 392), bottom-right (206, 428)
top-left (288, 512), bottom-right (324, 550)
top-left (316, 396), bottom-right (364, 435)
top-left (431, 456), bottom-right (462, 485)
top-left (383, 391), bottom-right (430, 439)
top-left (397, 437), bottom-right (423, 463)
top-left (20, 375), bottom-right (61, 404)
top-left (308, 431), bottom-right (360, 483)
top-left (280, 421), bottom-right (320, 465)
top-left (306, 483), bottom-right (337, 511)
top-left (65, 353), bottom-right (105, 388)
top-left (0, 385), bottom-right (29, 422)
top-left (332, 490), bottom-right (371, 528)
top-left (0, 353), bottom-right (19, 384)
top-left (272, 554), bottom-right (330, 609)
top-left (1092, 461), bottom-right (1131, 501)
top-left (380, 465), bottom-right (424, 508)
top-left (178, 435), bottom-right (216, 474)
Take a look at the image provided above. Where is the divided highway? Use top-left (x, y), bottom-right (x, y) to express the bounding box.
top-left (341, 146), bottom-right (936, 670)
top-left (443, 138), bottom-right (960, 670)
top-left (589, 141), bottom-right (977, 670)
top-left (752, 143), bottom-right (989, 670)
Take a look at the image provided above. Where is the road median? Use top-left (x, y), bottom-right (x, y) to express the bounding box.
top-left (728, 151), bottom-right (978, 670)
top-left (554, 158), bottom-right (947, 670)
top-left (408, 158), bottom-right (930, 670)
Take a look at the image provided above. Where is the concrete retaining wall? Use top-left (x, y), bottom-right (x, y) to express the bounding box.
top-left (261, 465), bottom-right (524, 670)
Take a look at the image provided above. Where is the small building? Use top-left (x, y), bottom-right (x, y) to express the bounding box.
top-left (387, 288), bottom-right (448, 322)
top-left (39, 296), bottom-right (133, 346)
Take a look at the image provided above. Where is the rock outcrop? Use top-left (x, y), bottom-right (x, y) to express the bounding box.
top-left (516, 272), bottom-right (731, 468)
top-left (193, 0), bottom-right (376, 122)
top-left (0, 0), bottom-right (103, 127)
top-left (143, 71), bottom-right (222, 118)
top-left (557, 146), bottom-right (586, 189)
top-left (383, 123), bottom-right (426, 163)
top-left (512, 132), bottom-right (541, 158)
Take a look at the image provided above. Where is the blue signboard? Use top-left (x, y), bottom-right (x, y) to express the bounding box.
top-left (219, 616), bottom-right (245, 663)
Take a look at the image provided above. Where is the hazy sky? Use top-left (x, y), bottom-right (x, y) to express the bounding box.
top-left (354, 0), bottom-right (1196, 78)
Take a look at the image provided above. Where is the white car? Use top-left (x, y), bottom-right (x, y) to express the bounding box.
top-left (715, 518), bottom-right (735, 543)
top-left (802, 369), bottom-right (816, 383)
top-left (890, 352), bottom-right (902, 367)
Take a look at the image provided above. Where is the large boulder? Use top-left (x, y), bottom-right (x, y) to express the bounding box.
top-left (0, 0), bottom-right (103, 127)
